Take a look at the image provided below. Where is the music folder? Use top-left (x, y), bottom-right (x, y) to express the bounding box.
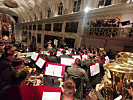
top-left (44, 62), bottom-right (65, 77)
top-left (36, 86), bottom-right (61, 100)
top-left (82, 54), bottom-right (88, 60)
top-left (72, 54), bottom-right (82, 61)
top-left (35, 56), bottom-right (46, 69)
top-left (8, 85), bottom-right (61, 100)
top-left (60, 57), bottom-right (74, 66)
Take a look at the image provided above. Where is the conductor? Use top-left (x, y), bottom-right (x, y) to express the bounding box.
top-left (59, 37), bottom-right (66, 48)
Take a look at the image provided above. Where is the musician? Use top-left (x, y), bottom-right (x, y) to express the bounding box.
top-left (67, 58), bottom-right (89, 86)
top-left (10, 69), bottom-right (29, 85)
top-left (61, 78), bottom-right (77, 100)
top-left (12, 58), bottom-right (24, 71)
top-left (47, 40), bottom-right (53, 51)
top-left (0, 51), bottom-right (15, 100)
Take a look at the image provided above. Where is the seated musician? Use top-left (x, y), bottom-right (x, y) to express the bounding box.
top-left (61, 78), bottom-right (77, 100)
top-left (10, 69), bottom-right (29, 85)
top-left (12, 58), bottom-right (24, 71)
top-left (67, 58), bottom-right (89, 84)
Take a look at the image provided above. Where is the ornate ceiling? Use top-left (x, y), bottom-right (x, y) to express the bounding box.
top-left (0, 0), bottom-right (56, 23)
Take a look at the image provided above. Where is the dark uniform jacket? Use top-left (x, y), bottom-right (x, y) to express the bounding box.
top-left (0, 58), bottom-right (12, 100)
top-left (67, 66), bottom-right (89, 83)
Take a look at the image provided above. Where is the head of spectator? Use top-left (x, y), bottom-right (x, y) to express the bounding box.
top-left (128, 82), bottom-right (133, 97)
top-left (10, 69), bottom-right (29, 85)
top-left (12, 58), bottom-right (24, 70)
top-left (74, 58), bottom-right (81, 67)
top-left (61, 78), bottom-right (76, 100)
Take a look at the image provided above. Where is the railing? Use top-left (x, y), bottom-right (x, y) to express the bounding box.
top-left (83, 27), bottom-right (133, 39)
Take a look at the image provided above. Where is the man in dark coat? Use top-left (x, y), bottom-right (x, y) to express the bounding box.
top-left (0, 51), bottom-right (15, 100)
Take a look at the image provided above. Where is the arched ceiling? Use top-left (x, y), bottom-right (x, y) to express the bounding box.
top-left (0, 0), bottom-right (54, 23)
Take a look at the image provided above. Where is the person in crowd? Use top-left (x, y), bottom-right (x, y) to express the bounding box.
top-left (61, 78), bottom-right (77, 100)
top-left (10, 69), bottom-right (29, 85)
top-left (59, 37), bottom-right (66, 48)
top-left (0, 45), bottom-right (12, 61)
top-left (67, 58), bottom-right (89, 85)
top-left (12, 58), bottom-right (24, 71)
top-left (60, 49), bottom-right (69, 57)
top-left (0, 51), bottom-right (15, 100)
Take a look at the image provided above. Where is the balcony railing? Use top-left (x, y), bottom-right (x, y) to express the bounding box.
top-left (82, 27), bottom-right (133, 41)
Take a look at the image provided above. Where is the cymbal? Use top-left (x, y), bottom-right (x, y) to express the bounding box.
top-left (103, 63), bottom-right (133, 73)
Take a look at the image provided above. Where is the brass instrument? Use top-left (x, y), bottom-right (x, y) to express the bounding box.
top-left (15, 51), bottom-right (27, 57)
top-left (102, 52), bottom-right (133, 100)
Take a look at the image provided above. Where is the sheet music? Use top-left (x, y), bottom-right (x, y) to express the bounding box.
top-left (54, 65), bottom-right (62, 77)
top-left (45, 64), bottom-right (55, 76)
top-left (105, 56), bottom-right (110, 64)
top-left (35, 57), bottom-right (46, 68)
top-left (45, 64), bottom-right (63, 77)
top-left (61, 57), bottom-right (74, 66)
top-left (90, 65), bottom-right (95, 76)
top-left (56, 51), bottom-right (63, 56)
top-left (31, 52), bottom-right (39, 61)
top-left (90, 63), bottom-right (100, 76)
top-left (95, 63), bottom-right (100, 75)
top-left (82, 54), bottom-right (88, 60)
top-left (42, 92), bottom-right (61, 100)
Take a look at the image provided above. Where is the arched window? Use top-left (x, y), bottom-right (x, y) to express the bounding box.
top-left (104, 0), bottom-right (112, 6)
top-left (73, 0), bottom-right (81, 12)
top-left (98, 0), bottom-right (112, 7)
top-left (48, 8), bottom-right (51, 17)
top-left (58, 3), bottom-right (63, 15)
